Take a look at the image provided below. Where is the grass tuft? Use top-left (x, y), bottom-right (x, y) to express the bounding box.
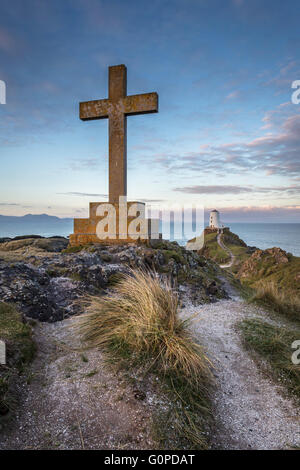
top-left (75, 269), bottom-right (212, 448)
top-left (251, 281), bottom-right (300, 321)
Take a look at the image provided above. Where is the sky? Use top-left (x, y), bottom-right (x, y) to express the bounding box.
top-left (0, 0), bottom-right (300, 222)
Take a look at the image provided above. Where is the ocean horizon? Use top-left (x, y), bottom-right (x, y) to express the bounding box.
top-left (0, 215), bottom-right (299, 257)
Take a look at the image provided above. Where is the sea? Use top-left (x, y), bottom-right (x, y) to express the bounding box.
top-left (173, 222), bottom-right (300, 257)
top-left (0, 217), bottom-right (299, 257)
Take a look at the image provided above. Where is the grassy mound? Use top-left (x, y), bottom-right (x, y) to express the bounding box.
top-left (199, 232), bottom-right (230, 264)
top-left (76, 269), bottom-right (212, 449)
top-left (199, 230), bottom-right (249, 267)
top-left (0, 302), bottom-right (35, 416)
top-left (238, 249), bottom-right (300, 293)
top-left (238, 318), bottom-right (300, 401)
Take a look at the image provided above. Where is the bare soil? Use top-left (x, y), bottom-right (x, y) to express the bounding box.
top-left (0, 318), bottom-right (155, 450)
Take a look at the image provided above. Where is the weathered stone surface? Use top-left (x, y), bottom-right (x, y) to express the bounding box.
top-left (70, 201), bottom-right (160, 246)
top-left (80, 64), bottom-right (158, 203)
top-left (0, 239), bottom-right (227, 322)
top-left (238, 247), bottom-right (291, 279)
top-left (71, 64), bottom-right (159, 245)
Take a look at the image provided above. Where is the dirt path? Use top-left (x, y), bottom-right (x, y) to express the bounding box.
top-left (181, 290), bottom-right (300, 450)
top-left (217, 233), bottom-right (235, 268)
top-left (0, 318), bottom-right (155, 450)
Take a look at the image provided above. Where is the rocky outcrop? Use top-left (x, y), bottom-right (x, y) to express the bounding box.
top-left (238, 247), bottom-right (291, 280)
top-left (222, 231), bottom-right (247, 248)
top-left (0, 236), bottom-right (69, 252)
top-left (0, 238), bottom-right (228, 322)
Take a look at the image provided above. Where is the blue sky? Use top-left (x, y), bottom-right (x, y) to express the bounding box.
top-left (0, 0), bottom-right (300, 222)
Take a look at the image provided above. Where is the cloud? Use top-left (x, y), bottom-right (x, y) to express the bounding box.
top-left (68, 158), bottom-right (100, 171)
top-left (264, 59), bottom-right (300, 94)
top-left (201, 205), bottom-right (300, 222)
top-left (226, 90), bottom-right (241, 100)
top-left (58, 192), bottom-right (108, 198)
top-left (0, 202), bottom-right (32, 208)
top-left (174, 185), bottom-right (253, 194)
top-left (174, 185), bottom-right (300, 195)
top-left (0, 202), bottom-right (19, 206)
top-left (154, 106), bottom-right (300, 178)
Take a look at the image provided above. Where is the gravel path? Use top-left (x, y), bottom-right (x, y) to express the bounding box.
top-left (181, 290), bottom-right (300, 449)
top-left (0, 318), bottom-right (155, 450)
top-left (217, 233), bottom-right (235, 268)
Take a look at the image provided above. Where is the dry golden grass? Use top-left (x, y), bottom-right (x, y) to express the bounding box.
top-left (75, 269), bottom-right (212, 448)
top-left (76, 269), bottom-right (211, 383)
top-left (252, 281), bottom-right (300, 321)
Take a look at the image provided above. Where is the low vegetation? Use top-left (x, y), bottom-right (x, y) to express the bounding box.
top-left (76, 269), bottom-right (213, 449)
top-left (199, 232), bottom-right (231, 264)
top-left (238, 248), bottom-right (300, 292)
top-left (238, 318), bottom-right (300, 402)
top-left (250, 281), bottom-right (300, 322)
top-left (199, 230), bottom-right (250, 268)
top-left (0, 302), bottom-right (35, 416)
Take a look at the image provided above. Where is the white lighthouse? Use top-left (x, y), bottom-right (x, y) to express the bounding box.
top-left (209, 209), bottom-right (221, 229)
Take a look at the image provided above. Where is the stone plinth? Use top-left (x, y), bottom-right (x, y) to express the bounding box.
top-left (69, 201), bottom-right (161, 246)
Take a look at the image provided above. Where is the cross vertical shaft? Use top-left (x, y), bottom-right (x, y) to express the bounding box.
top-left (108, 65), bottom-right (127, 203)
top-left (79, 64), bottom-right (158, 205)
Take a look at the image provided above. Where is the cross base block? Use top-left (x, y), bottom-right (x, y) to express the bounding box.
top-left (69, 201), bottom-right (161, 246)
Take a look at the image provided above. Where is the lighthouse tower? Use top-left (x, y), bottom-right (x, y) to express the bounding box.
top-left (209, 209), bottom-right (221, 229)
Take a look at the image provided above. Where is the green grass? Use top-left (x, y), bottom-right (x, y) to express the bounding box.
top-left (241, 253), bottom-right (300, 295)
top-left (238, 318), bottom-right (300, 401)
top-left (75, 269), bottom-right (213, 449)
top-left (250, 281), bottom-right (300, 322)
top-left (62, 245), bottom-right (84, 254)
top-left (85, 369), bottom-right (98, 377)
top-left (0, 302), bottom-right (35, 415)
top-left (162, 249), bottom-right (187, 265)
top-left (199, 229), bottom-right (251, 269)
top-left (200, 232), bottom-right (230, 264)
top-left (200, 231), bottom-right (246, 265)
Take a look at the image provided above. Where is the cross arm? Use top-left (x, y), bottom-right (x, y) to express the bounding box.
top-left (124, 92), bottom-right (158, 116)
top-left (80, 99), bottom-right (110, 121)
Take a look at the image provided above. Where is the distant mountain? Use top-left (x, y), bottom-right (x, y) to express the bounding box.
top-left (0, 214), bottom-right (73, 238)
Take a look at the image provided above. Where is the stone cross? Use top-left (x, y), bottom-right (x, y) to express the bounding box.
top-left (80, 64), bottom-right (158, 204)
